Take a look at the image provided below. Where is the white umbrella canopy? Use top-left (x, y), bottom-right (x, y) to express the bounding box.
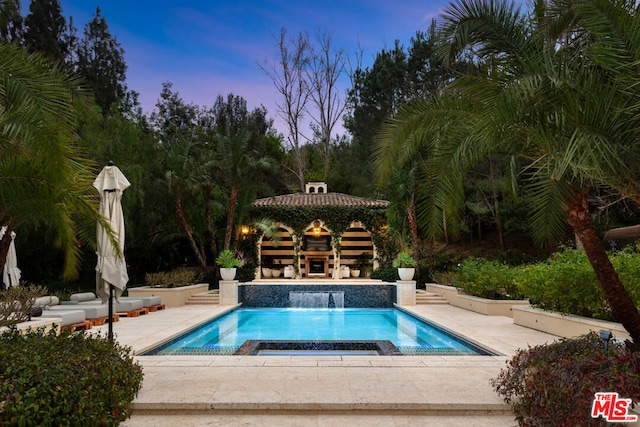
top-left (93, 164), bottom-right (131, 303)
top-left (1, 227), bottom-right (21, 288)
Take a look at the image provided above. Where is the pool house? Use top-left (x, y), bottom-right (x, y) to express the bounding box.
top-left (248, 182), bottom-right (389, 280)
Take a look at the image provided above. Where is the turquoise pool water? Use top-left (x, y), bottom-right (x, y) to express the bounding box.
top-left (147, 308), bottom-right (492, 356)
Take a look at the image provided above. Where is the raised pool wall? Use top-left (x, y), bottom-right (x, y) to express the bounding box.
top-left (238, 283), bottom-right (397, 308)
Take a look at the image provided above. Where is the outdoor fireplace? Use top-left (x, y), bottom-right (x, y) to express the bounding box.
top-left (309, 259), bottom-right (324, 274)
top-left (307, 256), bottom-right (328, 277)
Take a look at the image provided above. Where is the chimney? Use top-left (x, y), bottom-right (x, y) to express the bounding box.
top-left (305, 182), bottom-right (327, 194)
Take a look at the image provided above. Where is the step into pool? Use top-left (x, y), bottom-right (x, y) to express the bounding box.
top-left (142, 308), bottom-right (495, 356)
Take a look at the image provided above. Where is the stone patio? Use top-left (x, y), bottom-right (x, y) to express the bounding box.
top-left (89, 302), bottom-right (560, 426)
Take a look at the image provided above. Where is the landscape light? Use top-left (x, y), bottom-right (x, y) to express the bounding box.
top-left (599, 329), bottom-right (613, 352)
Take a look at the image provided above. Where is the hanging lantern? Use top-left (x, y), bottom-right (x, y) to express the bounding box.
top-left (313, 220), bottom-right (321, 237)
top-left (241, 225), bottom-right (250, 235)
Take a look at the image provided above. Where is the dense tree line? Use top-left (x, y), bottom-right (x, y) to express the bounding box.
top-left (2, 0), bottom-right (640, 328)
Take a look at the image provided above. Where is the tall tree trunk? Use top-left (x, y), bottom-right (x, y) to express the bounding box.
top-left (204, 188), bottom-right (217, 257)
top-left (488, 157), bottom-right (504, 250)
top-left (174, 193), bottom-right (207, 271)
top-left (224, 185), bottom-right (238, 250)
top-left (567, 190), bottom-right (640, 351)
top-left (408, 194), bottom-right (420, 279)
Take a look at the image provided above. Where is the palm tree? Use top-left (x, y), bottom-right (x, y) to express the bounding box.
top-left (0, 43), bottom-right (104, 281)
top-left (374, 0), bottom-right (640, 349)
top-left (214, 129), bottom-right (276, 250)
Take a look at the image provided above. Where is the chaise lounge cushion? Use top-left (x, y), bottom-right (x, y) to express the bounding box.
top-left (70, 292), bottom-right (144, 312)
top-left (70, 292), bottom-right (98, 302)
top-left (33, 296), bottom-right (60, 308)
top-left (48, 304), bottom-right (108, 319)
top-left (40, 309), bottom-right (86, 326)
top-left (79, 299), bottom-right (143, 312)
top-left (120, 296), bottom-right (161, 307)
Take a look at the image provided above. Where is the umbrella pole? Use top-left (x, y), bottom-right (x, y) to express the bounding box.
top-left (108, 284), bottom-right (113, 342)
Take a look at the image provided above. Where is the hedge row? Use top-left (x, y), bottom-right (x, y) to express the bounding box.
top-left (452, 247), bottom-right (640, 321)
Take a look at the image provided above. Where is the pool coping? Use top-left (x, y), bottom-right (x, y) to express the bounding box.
top-left (137, 305), bottom-right (499, 357)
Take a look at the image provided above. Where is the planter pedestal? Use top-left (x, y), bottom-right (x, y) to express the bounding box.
top-left (396, 280), bottom-right (416, 305)
top-left (220, 280), bottom-right (239, 305)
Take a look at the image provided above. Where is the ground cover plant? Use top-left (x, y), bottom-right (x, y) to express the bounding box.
top-left (492, 333), bottom-right (640, 426)
top-left (0, 327), bottom-right (143, 426)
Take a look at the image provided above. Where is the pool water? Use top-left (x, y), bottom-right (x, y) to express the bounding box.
top-left (148, 308), bottom-right (492, 356)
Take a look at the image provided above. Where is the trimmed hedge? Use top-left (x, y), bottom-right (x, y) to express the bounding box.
top-left (0, 327), bottom-right (143, 426)
top-left (492, 333), bottom-right (640, 426)
top-left (452, 248), bottom-right (640, 321)
top-left (454, 257), bottom-right (526, 300)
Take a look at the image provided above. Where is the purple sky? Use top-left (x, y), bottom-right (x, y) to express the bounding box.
top-left (59, 0), bottom-right (449, 135)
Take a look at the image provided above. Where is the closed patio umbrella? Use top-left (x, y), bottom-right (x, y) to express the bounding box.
top-left (93, 163), bottom-right (130, 304)
top-left (1, 227), bottom-right (20, 288)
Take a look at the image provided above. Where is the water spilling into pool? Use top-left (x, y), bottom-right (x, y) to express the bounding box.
top-left (145, 308), bottom-right (493, 356)
top-left (289, 291), bottom-right (344, 308)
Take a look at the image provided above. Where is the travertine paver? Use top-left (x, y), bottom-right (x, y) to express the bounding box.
top-left (87, 303), bottom-right (557, 426)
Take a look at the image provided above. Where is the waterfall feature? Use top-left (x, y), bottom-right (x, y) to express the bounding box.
top-left (331, 291), bottom-right (344, 309)
top-left (289, 291), bottom-right (345, 308)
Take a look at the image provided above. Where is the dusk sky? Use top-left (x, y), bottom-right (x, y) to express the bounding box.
top-left (59, 0), bottom-right (450, 134)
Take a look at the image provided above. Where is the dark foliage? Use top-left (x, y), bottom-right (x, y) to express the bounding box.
top-left (492, 333), bottom-right (640, 426)
top-left (0, 327), bottom-right (143, 426)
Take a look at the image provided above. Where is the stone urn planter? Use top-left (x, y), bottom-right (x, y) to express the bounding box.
top-left (351, 269), bottom-right (361, 277)
top-left (272, 268), bottom-right (282, 278)
top-left (393, 251), bottom-right (417, 281)
top-left (398, 267), bottom-right (415, 281)
top-left (262, 268), bottom-right (272, 278)
top-left (220, 268), bottom-right (237, 281)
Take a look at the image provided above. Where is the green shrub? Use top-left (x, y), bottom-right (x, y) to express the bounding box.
top-left (491, 333), bottom-right (640, 426)
top-left (515, 249), bottom-right (611, 320)
top-left (455, 258), bottom-right (526, 300)
top-left (144, 267), bottom-right (202, 288)
top-left (371, 266), bottom-right (397, 282)
top-left (0, 327), bottom-right (143, 426)
top-left (0, 284), bottom-right (47, 327)
top-left (610, 247), bottom-right (640, 306)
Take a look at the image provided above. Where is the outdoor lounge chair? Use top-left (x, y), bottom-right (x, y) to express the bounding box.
top-left (33, 296), bottom-right (116, 327)
top-left (284, 265), bottom-right (294, 278)
top-left (70, 292), bottom-right (149, 317)
top-left (33, 297), bottom-right (92, 332)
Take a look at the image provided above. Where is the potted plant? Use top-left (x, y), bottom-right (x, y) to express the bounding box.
top-left (393, 250), bottom-right (417, 281)
top-left (261, 256), bottom-right (273, 278)
top-left (216, 249), bottom-right (240, 281)
top-left (271, 259), bottom-right (282, 278)
top-left (355, 252), bottom-right (373, 278)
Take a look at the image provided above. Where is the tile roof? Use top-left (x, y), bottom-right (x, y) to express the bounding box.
top-left (253, 192), bottom-right (389, 209)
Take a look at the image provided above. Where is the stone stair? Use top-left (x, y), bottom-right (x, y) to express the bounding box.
top-left (415, 290), bottom-right (448, 305)
top-left (185, 290), bottom-right (220, 305)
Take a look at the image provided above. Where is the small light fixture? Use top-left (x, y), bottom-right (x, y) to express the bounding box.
top-left (313, 220), bottom-right (321, 237)
top-left (599, 329), bottom-right (613, 352)
top-left (241, 225), bottom-right (250, 235)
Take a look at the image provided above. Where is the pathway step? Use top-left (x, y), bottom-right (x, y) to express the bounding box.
top-left (415, 291), bottom-right (448, 305)
top-left (185, 290), bottom-right (220, 305)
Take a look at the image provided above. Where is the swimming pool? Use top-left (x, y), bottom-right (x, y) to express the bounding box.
top-left (144, 308), bottom-right (494, 356)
